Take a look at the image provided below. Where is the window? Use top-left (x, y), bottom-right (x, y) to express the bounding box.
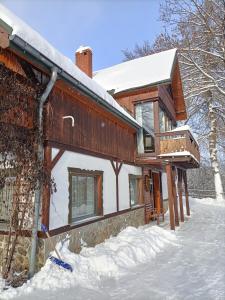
top-left (143, 132), bottom-right (155, 153)
top-left (129, 175), bottom-right (143, 207)
top-left (159, 107), bottom-right (174, 132)
top-left (135, 102), bottom-right (155, 154)
top-left (0, 174), bottom-right (15, 223)
top-left (68, 168), bottom-right (103, 223)
top-left (135, 101), bottom-right (154, 133)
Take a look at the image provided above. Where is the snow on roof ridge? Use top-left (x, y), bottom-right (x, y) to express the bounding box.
top-left (95, 48), bottom-right (177, 74)
top-left (76, 45), bottom-right (92, 53)
top-left (93, 48), bottom-right (177, 94)
top-left (0, 4), bottom-right (139, 127)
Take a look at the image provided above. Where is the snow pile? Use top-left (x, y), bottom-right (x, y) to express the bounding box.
top-left (94, 49), bottom-right (177, 93)
top-left (0, 225), bottom-right (177, 299)
top-left (171, 125), bottom-right (190, 132)
top-left (194, 197), bottom-right (225, 206)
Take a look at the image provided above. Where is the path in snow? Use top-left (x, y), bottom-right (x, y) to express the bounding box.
top-left (1, 198), bottom-right (225, 300)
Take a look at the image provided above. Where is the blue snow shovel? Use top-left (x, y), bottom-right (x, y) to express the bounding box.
top-left (41, 224), bottom-right (73, 272)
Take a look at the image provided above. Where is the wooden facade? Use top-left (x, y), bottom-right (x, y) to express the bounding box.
top-left (45, 87), bottom-right (136, 163)
top-left (0, 28), bottom-right (199, 235)
top-left (110, 61), bottom-right (200, 229)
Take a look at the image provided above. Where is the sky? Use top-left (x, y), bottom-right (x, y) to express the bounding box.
top-left (1, 0), bottom-right (163, 71)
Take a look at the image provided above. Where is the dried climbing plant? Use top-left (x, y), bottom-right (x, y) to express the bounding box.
top-left (0, 60), bottom-right (54, 280)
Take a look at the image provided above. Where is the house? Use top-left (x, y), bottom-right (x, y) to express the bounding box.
top-left (0, 5), bottom-right (199, 276)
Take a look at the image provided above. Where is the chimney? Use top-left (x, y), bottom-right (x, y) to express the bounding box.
top-left (75, 46), bottom-right (92, 78)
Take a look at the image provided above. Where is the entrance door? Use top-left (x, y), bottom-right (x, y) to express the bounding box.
top-left (152, 172), bottom-right (163, 213)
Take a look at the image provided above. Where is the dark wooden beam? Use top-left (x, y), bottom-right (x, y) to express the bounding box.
top-left (183, 170), bottom-right (190, 216)
top-left (110, 160), bottom-right (123, 212)
top-left (51, 149), bottom-right (65, 170)
top-left (177, 168), bottom-right (184, 222)
top-left (172, 167), bottom-right (179, 226)
top-left (19, 59), bottom-right (39, 84)
top-left (166, 164), bottom-right (175, 230)
top-left (41, 146), bottom-right (52, 229)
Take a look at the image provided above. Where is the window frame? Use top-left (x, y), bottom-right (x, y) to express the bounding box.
top-left (129, 175), bottom-right (144, 208)
top-left (68, 168), bottom-right (103, 224)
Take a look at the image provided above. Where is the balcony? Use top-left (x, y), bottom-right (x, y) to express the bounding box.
top-left (155, 127), bottom-right (200, 168)
top-left (135, 126), bottom-right (200, 168)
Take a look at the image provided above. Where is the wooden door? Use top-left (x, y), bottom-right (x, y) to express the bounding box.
top-left (152, 172), bottom-right (162, 213)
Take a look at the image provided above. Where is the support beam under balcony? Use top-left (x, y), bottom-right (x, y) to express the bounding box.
top-left (172, 167), bottom-right (179, 226)
top-left (166, 163), bottom-right (175, 230)
top-left (177, 168), bottom-right (184, 222)
top-left (183, 170), bottom-right (190, 216)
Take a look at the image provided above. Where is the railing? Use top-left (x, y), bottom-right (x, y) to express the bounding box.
top-left (155, 129), bottom-right (200, 163)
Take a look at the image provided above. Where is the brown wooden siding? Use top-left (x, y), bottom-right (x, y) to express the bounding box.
top-left (158, 85), bottom-right (176, 122)
top-left (0, 48), bottom-right (26, 77)
top-left (45, 88), bottom-right (136, 162)
top-left (172, 63), bottom-right (187, 120)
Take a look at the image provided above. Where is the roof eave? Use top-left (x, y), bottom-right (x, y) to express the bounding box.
top-left (8, 34), bottom-right (141, 130)
top-left (112, 79), bottom-right (172, 97)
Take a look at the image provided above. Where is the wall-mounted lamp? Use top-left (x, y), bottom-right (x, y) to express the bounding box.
top-left (62, 115), bottom-right (75, 127)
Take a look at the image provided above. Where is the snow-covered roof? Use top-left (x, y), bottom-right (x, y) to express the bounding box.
top-left (0, 4), bottom-right (139, 127)
top-left (93, 49), bottom-right (177, 94)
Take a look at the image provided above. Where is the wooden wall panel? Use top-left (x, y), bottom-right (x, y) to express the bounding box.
top-left (115, 87), bottom-right (158, 117)
top-left (172, 63), bottom-right (187, 120)
top-left (46, 88), bottom-right (136, 162)
top-left (0, 48), bottom-right (26, 77)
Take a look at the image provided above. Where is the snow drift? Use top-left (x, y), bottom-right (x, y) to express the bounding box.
top-left (0, 225), bottom-right (177, 299)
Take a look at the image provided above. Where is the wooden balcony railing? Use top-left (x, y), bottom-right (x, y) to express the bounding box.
top-left (155, 129), bottom-right (200, 163)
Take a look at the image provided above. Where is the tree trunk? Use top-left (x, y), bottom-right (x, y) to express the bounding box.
top-left (208, 92), bottom-right (224, 201)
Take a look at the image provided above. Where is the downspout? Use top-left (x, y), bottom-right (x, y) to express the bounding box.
top-left (29, 67), bottom-right (58, 278)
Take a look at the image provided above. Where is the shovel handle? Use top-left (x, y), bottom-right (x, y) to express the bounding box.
top-left (41, 224), bottom-right (62, 260)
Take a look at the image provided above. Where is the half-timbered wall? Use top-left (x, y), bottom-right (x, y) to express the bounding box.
top-left (50, 148), bottom-right (142, 230)
top-left (46, 88), bottom-right (136, 162)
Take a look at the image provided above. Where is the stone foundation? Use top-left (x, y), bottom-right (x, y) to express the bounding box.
top-left (44, 207), bottom-right (145, 259)
top-left (0, 234), bottom-right (45, 274)
top-left (0, 207), bottom-right (145, 273)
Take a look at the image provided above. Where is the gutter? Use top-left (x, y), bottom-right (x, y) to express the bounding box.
top-left (29, 67), bottom-right (58, 278)
top-left (9, 34), bottom-right (140, 130)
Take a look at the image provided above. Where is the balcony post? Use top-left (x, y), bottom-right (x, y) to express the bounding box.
top-left (172, 167), bottom-right (179, 226)
top-left (183, 170), bottom-right (190, 216)
top-left (165, 163), bottom-right (175, 230)
top-left (177, 168), bottom-right (184, 222)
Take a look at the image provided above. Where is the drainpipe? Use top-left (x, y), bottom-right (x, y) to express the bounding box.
top-left (29, 67), bottom-right (58, 278)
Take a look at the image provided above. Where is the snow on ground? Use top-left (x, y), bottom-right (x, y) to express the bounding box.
top-left (1, 197), bottom-right (225, 299)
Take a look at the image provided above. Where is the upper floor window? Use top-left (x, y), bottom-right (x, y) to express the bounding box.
top-left (68, 168), bottom-right (103, 223)
top-left (135, 101), bottom-right (155, 154)
top-left (159, 107), bottom-right (174, 132)
top-left (135, 101), bottom-right (154, 133)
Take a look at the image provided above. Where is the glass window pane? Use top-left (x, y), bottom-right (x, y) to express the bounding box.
top-left (135, 102), bottom-right (154, 133)
top-left (159, 107), bottom-right (165, 132)
top-left (130, 178), bottom-right (139, 206)
top-left (0, 177), bottom-right (15, 222)
top-left (71, 175), bottom-right (95, 221)
top-left (143, 133), bottom-right (155, 153)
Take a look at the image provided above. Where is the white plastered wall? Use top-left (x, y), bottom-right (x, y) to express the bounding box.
top-left (161, 172), bottom-right (168, 200)
top-left (49, 148), bottom-right (142, 230)
top-left (119, 164), bottom-right (142, 210)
